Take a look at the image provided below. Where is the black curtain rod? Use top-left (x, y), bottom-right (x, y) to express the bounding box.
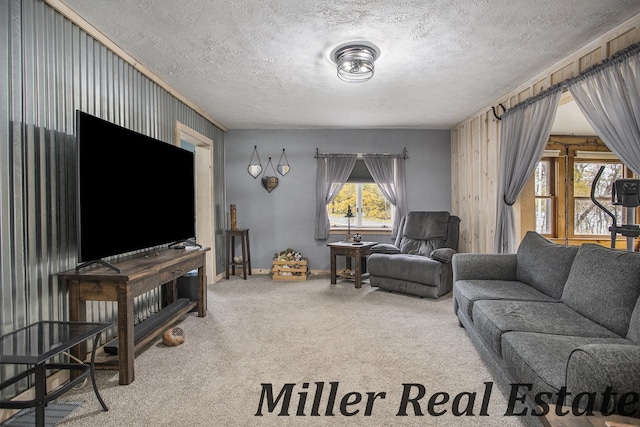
top-left (501, 42), bottom-right (640, 118)
top-left (314, 147), bottom-right (408, 159)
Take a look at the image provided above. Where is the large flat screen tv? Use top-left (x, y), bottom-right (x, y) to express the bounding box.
top-left (76, 110), bottom-right (195, 265)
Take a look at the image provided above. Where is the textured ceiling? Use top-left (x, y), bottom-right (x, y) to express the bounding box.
top-left (60, 0), bottom-right (640, 130)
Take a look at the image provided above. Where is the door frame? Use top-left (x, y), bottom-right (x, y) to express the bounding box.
top-left (174, 121), bottom-right (216, 283)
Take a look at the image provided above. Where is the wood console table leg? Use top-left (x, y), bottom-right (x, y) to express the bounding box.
top-left (197, 261), bottom-right (207, 317)
top-left (69, 280), bottom-right (87, 366)
top-left (117, 283), bottom-right (135, 385)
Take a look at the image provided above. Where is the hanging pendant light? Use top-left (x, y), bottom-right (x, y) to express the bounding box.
top-left (332, 44), bottom-right (379, 83)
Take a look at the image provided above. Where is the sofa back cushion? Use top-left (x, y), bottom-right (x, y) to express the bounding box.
top-left (561, 244), bottom-right (640, 337)
top-left (515, 231), bottom-right (579, 299)
top-left (398, 212), bottom-right (450, 256)
top-left (399, 238), bottom-right (442, 257)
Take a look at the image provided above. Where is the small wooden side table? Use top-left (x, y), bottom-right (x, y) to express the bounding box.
top-left (328, 241), bottom-right (377, 288)
top-left (226, 229), bottom-right (252, 279)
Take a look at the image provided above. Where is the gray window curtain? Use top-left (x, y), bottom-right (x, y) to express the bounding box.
top-left (315, 155), bottom-right (357, 240)
top-left (362, 156), bottom-right (408, 238)
top-left (494, 90), bottom-right (562, 253)
top-left (568, 47), bottom-right (640, 175)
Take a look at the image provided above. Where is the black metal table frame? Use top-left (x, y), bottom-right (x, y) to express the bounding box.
top-left (0, 321), bottom-right (111, 427)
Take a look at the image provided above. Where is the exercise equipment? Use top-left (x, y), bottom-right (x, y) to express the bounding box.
top-left (591, 166), bottom-right (640, 251)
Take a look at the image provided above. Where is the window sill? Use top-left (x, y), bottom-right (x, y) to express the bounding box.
top-left (329, 228), bottom-right (392, 236)
top-left (546, 237), bottom-right (628, 249)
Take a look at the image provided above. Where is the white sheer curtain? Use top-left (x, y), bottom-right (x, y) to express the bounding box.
top-left (314, 155), bottom-right (357, 240)
top-left (494, 90), bottom-right (562, 253)
top-left (568, 47), bottom-right (640, 175)
top-left (362, 156), bottom-right (408, 238)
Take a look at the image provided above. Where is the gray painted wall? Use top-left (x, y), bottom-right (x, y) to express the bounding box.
top-left (224, 129), bottom-right (451, 272)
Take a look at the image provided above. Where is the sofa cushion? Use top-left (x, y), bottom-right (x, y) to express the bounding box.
top-left (565, 344), bottom-right (640, 415)
top-left (370, 243), bottom-right (401, 255)
top-left (502, 332), bottom-right (631, 392)
top-left (370, 276), bottom-right (440, 298)
top-left (473, 300), bottom-right (621, 356)
top-left (430, 248), bottom-right (456, 263)
top-left (455, 279), bottom-right (555, 320)
top-left (403, 211), bottom-right (450, 240)
top-left (561, 244), bottom-right (640, 337)
top-left (399, 238), bottom-right (441, 257)
top-left (368, 253), bottom-right (443, 286)
top-left (515, 231), bottom-right (579, 300)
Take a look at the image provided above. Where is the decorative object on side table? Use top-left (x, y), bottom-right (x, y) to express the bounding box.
top-left (272, 248), bottom-right (308, 281)
top-left (344, 205), bottom-right (354, 242)
top-left (248, 145), bottom-right (262, 178)
top-left (353, 233), bottom-right (362, 243)
top-left (230, 204), bottom-right (237, 230)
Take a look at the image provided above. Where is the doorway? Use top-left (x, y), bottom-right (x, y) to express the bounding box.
top-left (174, 121), bottom-right (216, 283)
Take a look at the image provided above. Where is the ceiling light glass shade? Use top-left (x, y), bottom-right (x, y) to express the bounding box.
top-left (334, 45), bottom-right (378, 83)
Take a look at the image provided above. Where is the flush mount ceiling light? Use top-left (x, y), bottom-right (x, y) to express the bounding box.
top-left (332, 44), bottom-right (379, 83)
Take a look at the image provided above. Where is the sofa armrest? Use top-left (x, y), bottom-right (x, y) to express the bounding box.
top-left (370, 243), bottom-right (401, 255)
top-left (566, 344), bottom-right (640, 415)
top-left (430, 248), bottom-right (456, 263)
top-left (452, 253), bottom-right (517, 282)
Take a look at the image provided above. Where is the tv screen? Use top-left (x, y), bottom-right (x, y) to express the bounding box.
top-left (76, 110), bottom-right (195, 263)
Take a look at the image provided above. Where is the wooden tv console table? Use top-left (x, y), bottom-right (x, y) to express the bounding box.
top-left (59, 247), bottom-right (209, 385)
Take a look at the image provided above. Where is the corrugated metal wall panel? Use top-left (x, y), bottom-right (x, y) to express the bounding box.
top-left (1, 0), bottom-right (226, 399)
top-left (0, 1), bottom-right (13, 337)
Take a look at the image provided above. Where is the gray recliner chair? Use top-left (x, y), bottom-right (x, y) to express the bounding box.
top-left (368, 211), bottom-right (460, 298)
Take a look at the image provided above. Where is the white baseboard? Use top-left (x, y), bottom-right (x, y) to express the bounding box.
top-left (214, 270), bottom-right (331, 280)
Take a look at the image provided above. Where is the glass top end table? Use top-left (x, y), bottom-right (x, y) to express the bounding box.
top-left (0, 321), bottom-right (113, 427)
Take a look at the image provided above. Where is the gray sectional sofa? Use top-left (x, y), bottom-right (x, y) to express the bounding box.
top-left (452, 231), bottom-right (640, 420)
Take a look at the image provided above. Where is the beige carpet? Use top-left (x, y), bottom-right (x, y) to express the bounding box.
top-left (57, 276), bottom-right (524, 426)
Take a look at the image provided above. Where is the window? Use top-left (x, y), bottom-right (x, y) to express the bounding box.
top-left (573, 161), bottom-right (623, 235)
top-left (534, 159), bottom-right (555, 235)
top-left (327, 159), bottom-right (394, 230)
top-left (328, 183), bottom-right (393, 229)
top-left (532, 138), bottom-right (632, 244)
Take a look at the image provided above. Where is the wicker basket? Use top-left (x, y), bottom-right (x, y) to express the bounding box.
top-left (272, 260), bottom-right (308, 281)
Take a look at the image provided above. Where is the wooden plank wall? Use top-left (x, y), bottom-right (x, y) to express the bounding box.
top-left (451, 14), bottom-right (640, 254)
